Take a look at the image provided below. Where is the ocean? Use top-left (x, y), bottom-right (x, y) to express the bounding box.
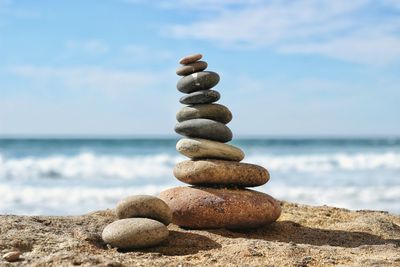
top-left (0, 138), bottom-right (399, 215)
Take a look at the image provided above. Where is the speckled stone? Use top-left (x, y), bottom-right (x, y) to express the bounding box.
top-left (174, 159), bottom-right (268, 186)
top-left (179, 90), bottom-right (220, 105)
top-left (176, 61), bottom-right (208, 76)
top-left (177, 71), bottom-right (220, 93)
top-left (115, 195), bottom-right (172, 225)
top-left (179, 53), bottom-right (202, 65)
top-left (102, 218), bottom-right (169, 249)
top-left (175, 118), bottom-right (232, 143)
top-left (176, 104), bottom-right (232, 124)
top-left (176, 138), bottom-right (244, 161)
top-left (3, 251), bottom-right (21, 262)
top-left (159, 186), bottom-right (281, 229)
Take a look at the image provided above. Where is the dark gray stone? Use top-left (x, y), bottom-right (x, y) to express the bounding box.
top-left (174, 119), bottom-right (232, 143)
top-left (177, 71), bottom-right (220, 93)
top-left (176, 104), bottom-right (232, 124)
top-left (179, 90), bottom-right (220, 105)
top-left (176, 61), bottom-right (208, 76)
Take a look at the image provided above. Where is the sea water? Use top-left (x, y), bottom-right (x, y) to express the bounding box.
top-left (0, 138), bottom-right (399, 215)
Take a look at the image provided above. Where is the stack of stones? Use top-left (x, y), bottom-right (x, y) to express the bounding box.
top-left (159, 53), bottom-right (282, 229)
top-left (102, 195), bottom-right (172, 249)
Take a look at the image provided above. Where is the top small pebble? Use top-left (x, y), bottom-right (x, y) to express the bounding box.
top-left (179, 53), bottom-right (202, 65)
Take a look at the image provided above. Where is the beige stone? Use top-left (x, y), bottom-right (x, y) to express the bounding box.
top-left (176, 61), bottom-right (208, 76)
top-left (115, 195), bottom-right (172, 225)
top-left (159, 186), bottom-right (281, 229)
top-left (176, 138), bottom-right (244, 161)
top-left (102, 218), bottom-right (169, 249)
top-left (174, 159), bottom-right (269, 187)
top-left (179, 53), bottom-right (202, 65)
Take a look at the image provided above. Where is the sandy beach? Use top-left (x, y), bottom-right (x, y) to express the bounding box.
top-left (1, 201), bottom-right (399, 266)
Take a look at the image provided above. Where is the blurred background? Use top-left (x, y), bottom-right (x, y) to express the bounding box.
top-left (0, 0), bottom-right (399, 215)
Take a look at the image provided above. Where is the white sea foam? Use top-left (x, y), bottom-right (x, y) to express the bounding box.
top-left (0, 151), bottom-right (399, 180)
top-left (0, 153), bottom-right (184, 180)
top-left (1, 151), bottom-right (399, 215)
top-left (1, 183), bottom-right (399, 215)
top-left (248, 152), bottom-right (400, 172)
top-left (267, 185), bottom-right (400, 213)
top-left (0, 183), bottom-right (176, 215)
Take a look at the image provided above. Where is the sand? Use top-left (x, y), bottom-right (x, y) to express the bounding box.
top-left (1, 201), bottom-right (399, 266)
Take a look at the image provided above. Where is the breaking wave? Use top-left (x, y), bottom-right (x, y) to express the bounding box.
top-left (0, 151), bottom-right (399, 180)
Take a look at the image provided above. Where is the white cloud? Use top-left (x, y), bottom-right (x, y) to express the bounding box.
top-left (161, 0), bottom-right (400, 65)
top-left (122, 44), bottom-right (173, 61)
top-left (66, 40), bottom-right (109, 55)
top-left (122, 0), bottom-right (262, 10)
top-left (8, 65), bottom-right (168, 93)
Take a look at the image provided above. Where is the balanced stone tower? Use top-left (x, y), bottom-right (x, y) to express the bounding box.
top-left (159, 53), bottom-right (281, 229)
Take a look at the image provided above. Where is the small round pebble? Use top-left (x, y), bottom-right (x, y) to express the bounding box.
top-left (179, 53), bottom-right (202, 65)
top-left (115, 195), bottom-right (172, 225)
top-left (3, 251), bottom-right (20, 262)
top-left (179, 90), bottom-right (220, 105)
top-left (176, 61), bottom-right (208, 76)
top-left (102, 218), bottom-right (169, 249)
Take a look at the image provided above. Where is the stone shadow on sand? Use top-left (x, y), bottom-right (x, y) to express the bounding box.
top-left (118, 231), bottom-right (221, 256)
top-left (205, 220), bottom-right (400, 248)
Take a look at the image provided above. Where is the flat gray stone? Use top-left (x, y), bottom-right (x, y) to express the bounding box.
top-left (115, 195), bottom-right (172, 225)
top-left (176, 61), bottom-right (207, 76)
top-left (175, 119), bottom-right (232, 143)
top-left (179, 90), bottom-right (220, 105)
top-left (176, 104), bottom-right (232, 124)
top-left (179, 53), bottom-right (202, 65)
top-left (102, 218), bottom-right (169, 249)
top-left (177, 71), bottom-right (220, 93)
top-left (174, 159), bottom-right (269, 187)
top-left (176, 138), bottom-right (244, 161)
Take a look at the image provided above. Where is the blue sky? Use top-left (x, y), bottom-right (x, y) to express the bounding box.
top-left (0, 0), bottom-right (399, 136)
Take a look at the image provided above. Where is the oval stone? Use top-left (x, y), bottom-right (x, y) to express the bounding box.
top-left (177, 71), bottom-right (220, 93)
top-left (3, 251), bottom-right (20, 262)
top-left (179, 53), bottom-right (202, 65)
top-left (175, 119), bottom-right (232, 143)
top-left (176, 104), bottom-right (232, 124)
top-left (115, 195), bottom-right (172, 225)
top-left (102, 218), bottom-right (169, 249)
top-left (176, 61), bottom-right (208, 76)
top-left (174, 159), bottom-right (268, 186)
top-left (159, 186), bottom-right (281, 229)
top-left (180, 90), bottom-right (220, 105)
top-left (176, 138), bottom-right (244, 161)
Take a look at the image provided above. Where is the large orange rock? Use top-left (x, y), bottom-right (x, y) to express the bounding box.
top-left (159, 186), bottom-right (281, 229)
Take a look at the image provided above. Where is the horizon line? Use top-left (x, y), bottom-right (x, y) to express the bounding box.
top-left (0, 134), bottom-right (399, 140)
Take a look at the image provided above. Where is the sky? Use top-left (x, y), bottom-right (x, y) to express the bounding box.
top-left (0, 0), bottom-right (399, 137)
